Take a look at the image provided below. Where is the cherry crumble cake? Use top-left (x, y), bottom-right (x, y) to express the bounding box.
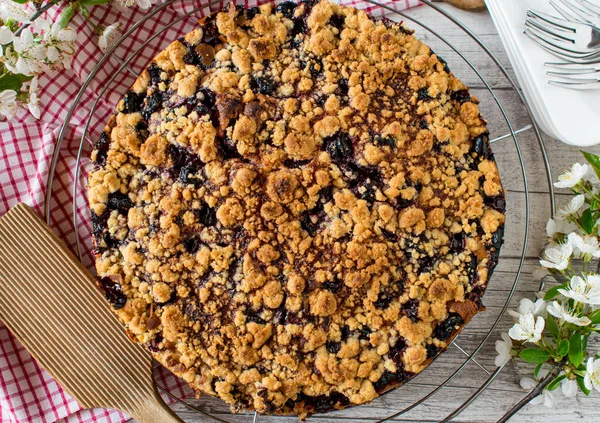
top-left (88, 0), bottom-right (505, 418)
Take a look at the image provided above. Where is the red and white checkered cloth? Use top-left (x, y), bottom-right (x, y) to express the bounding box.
top-left (0, 0), bottom-right (420, 421)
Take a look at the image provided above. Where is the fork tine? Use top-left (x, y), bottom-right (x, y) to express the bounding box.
top-left (525, 29), bottom-right (600, 61)
top-left (551, 0), bottom-right (590, 24)
top-left (547, 69), bottom-right (600, 77)
top-left (525, 19), bottom-right (575, 45)
top-left (525, 19), bottom-right (575, 44)
top-left (557, 0), bottom-right (595, 24)
top-left (548, 79), bottom-right (600, 89)
top-left (577, 0), bottom-right (600, 17)
top-left (524, 26), bottom-right (592, 56)
top-left (527, 9), bottom-right (578, 32)
top-left (545, 61), bottom-right (600, 71)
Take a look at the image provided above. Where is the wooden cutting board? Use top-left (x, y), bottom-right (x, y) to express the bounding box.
top-left (0, 203), bottom-right (183, 423)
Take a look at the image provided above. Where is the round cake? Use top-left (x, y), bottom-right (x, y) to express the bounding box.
top-left (88, 0), bottom-right (505, 418)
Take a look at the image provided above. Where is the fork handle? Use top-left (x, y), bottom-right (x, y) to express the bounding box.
top-left (129, 389), bottom-right (184, 423)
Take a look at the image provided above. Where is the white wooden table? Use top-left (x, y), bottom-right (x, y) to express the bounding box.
top-left (157, 3), bottom-right (599, 422)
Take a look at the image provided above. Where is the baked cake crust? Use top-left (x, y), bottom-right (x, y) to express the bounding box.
top-left (88, 0), bottom-right (505, 418)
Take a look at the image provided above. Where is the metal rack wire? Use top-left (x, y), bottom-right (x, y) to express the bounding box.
top-left (42, 0), bottom-right (556, 421)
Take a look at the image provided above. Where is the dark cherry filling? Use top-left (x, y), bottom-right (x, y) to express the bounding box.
top-left (245, 309), bottom-right (267, 324)
top-left (97, 276), bottom-right (127, 309)
top-left (433, 312), bottom-right (464, 341)
top-left (471, 133), bottom-right (492, 160)
top-left (199, 15), bottom-right (220, 46)
top-left (276, 1), bottom-right (298, 18)
top-left (402, 298), bottom-right (419, 322)
top-left (380, 227), bottom-right (398, 242)
top-left (450, 232), bottom-right (466, 253)
top-left (485, 195), bottom-right (506, 213)
top-left (93, 132), bottom-right (110, 167)
top-left (322, 278), bottom-right (343, 292)
top-left (326, 341), bottom-right (341, 354)
top-left (147, 334), bottom-right (163, 352)
top-left (245, 6), bottom-right (260, 21)
top-left (388, 337), bottom-right (407, 367)
top-left (142, 91), bottom-right (162, 121)
top-left (426, 343), bottom-right (440, 359)
top-left (323, 131), bottom-right (353, 163)
top-left (106, 192), bottom-right (133, 214)
top-left (336, 78), bottom-right (349, 96)
top-left (373, 368), bottom-right (414, 394)
top-left (250, 76), bottom-right (276, 95)
top-left (451, 89), bottom-right (471, 104)
top-left (297, 391), bottom-right (350, 414)
top-left (374, 135), bottom-right (395, 148)
top-left (183, 236), bottom-right (203, 254)
top-left (466, 253), bottom-right (479, 284)
top-left (417, 87), bottom-right (432, 101)
top-left (196, 202), bottom-right (217, 227)
top-left (147, 62), bottom-right (162, 85)
top-left (328, 14), bottom-right (345, 30)
top-left (121, 90), bottom-right (144, 113)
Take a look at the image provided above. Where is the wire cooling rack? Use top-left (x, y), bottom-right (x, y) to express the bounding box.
top-left (42, 0), bottom-right (557, 421)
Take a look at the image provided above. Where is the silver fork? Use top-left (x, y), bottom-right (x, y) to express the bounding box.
top-left (545, 61), bottom-right (600, 89)
top-left (525, 10), bottom-right (600, 62)
top-left (551, 0), bottom-right (600, 28)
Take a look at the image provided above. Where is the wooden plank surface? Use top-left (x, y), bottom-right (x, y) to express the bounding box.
top-left (124, 2), bottom-right (598, 422)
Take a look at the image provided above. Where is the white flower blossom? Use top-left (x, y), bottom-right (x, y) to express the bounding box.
top-left (556, 195), bottom-right (585, 219)
top-left (0, 89), bottom-right (17, 119)
top-left (546, 218), bottom-right (577, 238)
top-left (508, 312), bottom-right (545, 343)
top-left (539, 242), bottom-right (573, 270)
top-left (494, 332), bottom-right (512, 367)
top-left (520, 377), bottom-right (556, 407)
top-left (43, 22), bottom-right (76, 69)
top-left (558, 275), bottom-right (600, 305)
top-left (0, 26), bottom-right (13, 45)
top-left (584, 357), bottom-right (600, 393)
top-left (4, 27), bottom-right (46, 76)
top-left (561, 378), bottom-right (578, 398)
top-left (27, 77), bottom-right (40, 119)
top-left (508, 298), bottom-right (547, 320)
top-left (98, 22), bottom-right (122, 53)
top-left (547, 301), bottom-right (591, 326)
top-left (120, 0), bottom-right (159, 9)
top-left (554, 163), bottom-right (589, 188)
top-left (569, 233), bottom-right (600, 258)
top-left (0, 0), bottom-right (31, 22)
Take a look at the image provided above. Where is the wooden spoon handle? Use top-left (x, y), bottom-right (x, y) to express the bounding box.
top-left (129, 388), bottom-right (184, 423)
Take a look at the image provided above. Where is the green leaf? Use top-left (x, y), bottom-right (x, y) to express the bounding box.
top-left (544, 284), bottom-right (566, 301)
top-left (546, 312), bottom-right (559, 338)
top-left (581, 208), bottom-right (594, 234)
top-left (583, 334), bottom-right (589, 351)
top-left (519, 348), bottom-right (550, 364)
top-left (534, 362), bottom-right (544, 378)
top-left (589, 309), bottom-right (600, 325)
top-left (57, 5), bottom-right (75, 29)
top-left (582, 151), bottom-right (600, 181)
top-left (558, 339), bottom-right (570, 357)
top-left (569, 333), bottom-right (583, 367)
top-left (0, 72), bottom-right (32, 92)
top-left (10, 0), bottom-right (29, 4)
top-left (577, 375), bottom-right (591, 395)
top-left (547, 374), bottom-right (567, 391)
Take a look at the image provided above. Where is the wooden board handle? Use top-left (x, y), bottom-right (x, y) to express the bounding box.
top-left (130, 388), bottom-right (184, 423)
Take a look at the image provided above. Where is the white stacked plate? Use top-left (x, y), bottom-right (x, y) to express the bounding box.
top-left (487, 0), bottom-right (600, 147)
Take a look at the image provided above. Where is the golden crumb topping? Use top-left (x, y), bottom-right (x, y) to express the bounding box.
top-left (88, 0), bottom-right (505, 418)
